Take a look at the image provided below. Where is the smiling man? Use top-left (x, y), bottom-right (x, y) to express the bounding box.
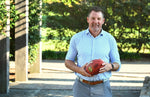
top-left (65, 6), bottom-right (121, 97)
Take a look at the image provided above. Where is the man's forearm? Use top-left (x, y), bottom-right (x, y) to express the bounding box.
top-left (65, 60), bottom-right (80, 73)
top-left (65, 60), bottom-right (92, 77)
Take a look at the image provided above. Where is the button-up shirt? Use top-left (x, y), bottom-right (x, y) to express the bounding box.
top-left (65, 29), bottom-right (121, 81)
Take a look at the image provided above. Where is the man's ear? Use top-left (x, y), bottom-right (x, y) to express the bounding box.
top-left (87, 17), bottom-right (89, 23)
top-left (102, 18), bottom-right (105, 25)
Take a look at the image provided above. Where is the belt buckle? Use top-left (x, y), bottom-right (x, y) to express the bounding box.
top-left (80, 78), bottom-right (83, 82)
top-left (78, 77), bottom-right (83, 82)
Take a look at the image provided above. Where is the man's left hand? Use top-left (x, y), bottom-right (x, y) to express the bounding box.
top-left (99, 62), bottom-right (112, 73)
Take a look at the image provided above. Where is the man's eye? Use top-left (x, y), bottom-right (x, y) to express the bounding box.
top-left (92, 17), bottom-right (95, 20)
top-left (98, 18), bottom-right (101, 20)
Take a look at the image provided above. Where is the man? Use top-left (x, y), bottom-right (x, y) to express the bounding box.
top-left (65, 6), bottom-right (121, 97)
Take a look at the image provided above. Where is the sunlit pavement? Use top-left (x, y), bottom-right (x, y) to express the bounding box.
top-left (2, 60), bottom-right (149, 97)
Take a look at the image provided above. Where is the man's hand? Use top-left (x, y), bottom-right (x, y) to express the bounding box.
top-left (65, 60), bottom-right (91, 77)
top-left (78, 63), bottom-right (92, 77)
top-left (99, 62), bottom-right (120, 73)
top-left (99, 62), bottom-right (112, 73)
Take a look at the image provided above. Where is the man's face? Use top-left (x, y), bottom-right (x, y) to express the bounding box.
top-left (87, 11), bottom-right (105, 33)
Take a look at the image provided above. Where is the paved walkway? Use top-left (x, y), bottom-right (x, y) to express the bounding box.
top-left (1, 60), bottom-right (150, 97)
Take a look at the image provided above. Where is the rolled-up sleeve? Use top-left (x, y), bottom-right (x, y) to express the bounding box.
top-left (65, 35), bottom-right (77, 62)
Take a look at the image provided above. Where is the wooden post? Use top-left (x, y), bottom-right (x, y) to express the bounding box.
top-left (0, 0), bottom-right (10, 94)
top-left (30, 0), bottom-right (42, 73)
top-left (15, 0), bottom-right (29, 81)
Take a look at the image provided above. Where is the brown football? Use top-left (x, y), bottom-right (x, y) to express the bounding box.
top-left (85, 59), bottom-right (104, 75)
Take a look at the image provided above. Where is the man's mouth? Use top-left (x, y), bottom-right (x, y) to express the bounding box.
top-left (92, 24), bottom-right (99, 27)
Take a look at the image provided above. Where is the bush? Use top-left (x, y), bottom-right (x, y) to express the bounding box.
top-left (42, 27), bottom-right (76, 51)
top-left (119, 51), bottom-right (141, 60)
top-left (42, 50), bottom-right (67, 60)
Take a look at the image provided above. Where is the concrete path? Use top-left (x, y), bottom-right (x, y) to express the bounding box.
top-left (1, 60), bottom-right (150, 97)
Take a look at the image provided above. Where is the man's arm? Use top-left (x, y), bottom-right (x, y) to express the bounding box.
top-left (99, 62), bottom-right (120, 73)
top-left (65, 60), bottom-right (91, 77)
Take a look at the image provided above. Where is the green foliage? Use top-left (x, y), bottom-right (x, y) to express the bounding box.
top-left (42, 0), bottom-right (150, 59)
top-left (29, 0), bottom-right (41, 64)
top-left (42, 27), bottom-right (76, 51)
top-left (10, 0), bottom-right (19, 60)
top-left (0, 0), bottom-right (8, 35)
top-left (91, 0), bottom-right (150, 53)
top-left (0, 0), bottom-right (19, 34)
top-left (119, 51), bottom-right (141, 60)
top-left (28, 44), bottom-right (39, 63)
top-left (43, 1), bottom-right (89, 30)
top-left (10, 1), bottom-right (19, 28)
top-left (42, 50), bottom-right (67, 60)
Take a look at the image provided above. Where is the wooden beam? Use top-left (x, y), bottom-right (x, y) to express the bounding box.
top-left (15, 0), bottom-right (29, 81)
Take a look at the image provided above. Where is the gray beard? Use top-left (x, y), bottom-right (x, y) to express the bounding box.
top-left (92, 28), bottom-right (101, 33)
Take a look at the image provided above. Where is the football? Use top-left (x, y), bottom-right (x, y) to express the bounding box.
top-left (85, 59), bottom-right (104, 75)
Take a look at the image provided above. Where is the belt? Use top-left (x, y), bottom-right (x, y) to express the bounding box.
top-left (77, 77), bottom-right (103, 85)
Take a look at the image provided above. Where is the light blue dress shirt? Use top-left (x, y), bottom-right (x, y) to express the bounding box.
top-left (65, 29), bottom-right (121, 81)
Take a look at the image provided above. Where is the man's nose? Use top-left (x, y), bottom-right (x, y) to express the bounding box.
top-left (93, 19), bottom-right (98, 23)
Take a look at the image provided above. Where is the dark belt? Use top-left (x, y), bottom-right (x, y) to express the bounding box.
top-left (77, 77), bottom-right (103, 85)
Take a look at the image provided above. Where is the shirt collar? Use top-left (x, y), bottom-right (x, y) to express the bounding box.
top-left (85, 28), bottom-right (104, 37)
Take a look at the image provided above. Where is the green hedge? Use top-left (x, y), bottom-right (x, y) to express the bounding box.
top-left (42, 50), bottom-right (67, 60)
top-left (42, 50), bottom-right (142, 60)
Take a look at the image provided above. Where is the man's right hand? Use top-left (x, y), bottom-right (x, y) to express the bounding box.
top-left (78, 63), bottom-right (92, 77)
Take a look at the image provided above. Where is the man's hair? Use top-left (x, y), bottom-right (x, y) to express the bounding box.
top-left (88, 6), bottom-right (105, 18)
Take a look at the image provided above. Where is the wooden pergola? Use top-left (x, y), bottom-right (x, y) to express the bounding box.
top-left (0, 0), bottom-right (42, 94)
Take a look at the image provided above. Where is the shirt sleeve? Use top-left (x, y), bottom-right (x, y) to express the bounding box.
top-left (65, 35), bottom-right (77, 62)
top-left (109, 36), bottom-right (121, 71)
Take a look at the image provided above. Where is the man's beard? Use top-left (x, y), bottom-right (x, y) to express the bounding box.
top-left (91, 25), bottom-right (101, 33)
